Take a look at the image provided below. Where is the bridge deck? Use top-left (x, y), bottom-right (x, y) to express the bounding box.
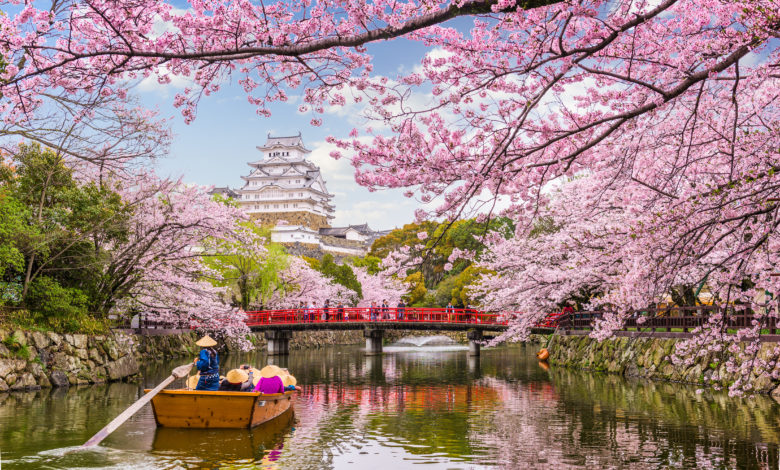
top-left (244, 307), bottom-right (534, 331)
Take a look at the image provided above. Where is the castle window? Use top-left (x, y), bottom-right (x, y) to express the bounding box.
top-left (264, 204), bottom-right (269, 209)
top-left (284, 204), bottom-right (288, 208)
top-left (293, 204), bottom-right (298, 208)
top-left (296, 179), bottom-right (300, 183)
top-left (274, 204), bottom-right (278, 208)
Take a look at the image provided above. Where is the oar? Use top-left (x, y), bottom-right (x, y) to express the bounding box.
top-left (81, 362), bottom-right (194, 448)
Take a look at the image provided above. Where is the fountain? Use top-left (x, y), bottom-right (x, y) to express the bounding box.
top-left (386, 335), bottom-right (466, 351)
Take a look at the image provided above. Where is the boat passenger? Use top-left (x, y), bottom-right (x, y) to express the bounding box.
top-left (254, 365), bottom-right (300, 394)
top-left (219, 365), bottom-right (254, 392)
top-left (193, 335), bottom-right (220, 391)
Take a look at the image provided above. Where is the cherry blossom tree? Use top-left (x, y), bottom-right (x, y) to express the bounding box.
top-left (3, 0), bottom-right (780, 387)
top-left (352, 266), bottom-right (407, 308)
top-left (265, 256), bottom-right (354, 308)
top-left (100, 171), bottom-right (250, 340)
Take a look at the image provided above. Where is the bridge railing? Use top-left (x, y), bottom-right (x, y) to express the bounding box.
top-left (244, 307), bottom-right (509, 326)
top-left (556, 306), bottom-right (780, 334)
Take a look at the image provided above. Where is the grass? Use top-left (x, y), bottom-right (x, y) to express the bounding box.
top-left (2, 332), bottom-right (31, 359)
top-left (1, 307), bottom-right (111, 335)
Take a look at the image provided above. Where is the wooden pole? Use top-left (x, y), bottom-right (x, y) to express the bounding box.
top-left (81, 362), bottom-right (193, 448)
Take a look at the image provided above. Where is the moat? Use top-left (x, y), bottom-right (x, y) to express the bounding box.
top-left (1, 343), bottom-right (779, 469)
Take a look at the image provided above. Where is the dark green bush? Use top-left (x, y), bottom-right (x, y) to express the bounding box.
top-left (25, 276), bottom-right (90, 332)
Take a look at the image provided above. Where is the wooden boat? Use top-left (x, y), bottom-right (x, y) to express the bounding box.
top-left (151, 410), bottom-right (294, 459)
top-left (145, 389), bottom-right (295, 429)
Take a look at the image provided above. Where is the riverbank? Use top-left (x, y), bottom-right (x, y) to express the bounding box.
top-left (0, 328), bottom-right (468, 391)
top-left (544, 334), bottom-right (780, 396)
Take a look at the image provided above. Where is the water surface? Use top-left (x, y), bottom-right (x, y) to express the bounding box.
top-left (1, 343), bottom-right (779, 469)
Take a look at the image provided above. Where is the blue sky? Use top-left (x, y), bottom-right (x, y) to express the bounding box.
top-left (137, 32), bottom-right (455, 232)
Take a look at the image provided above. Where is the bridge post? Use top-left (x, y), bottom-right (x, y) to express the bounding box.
top-left (364, 328), bottom-right (384, 355)
top-left (467, 329), bottom-right (483, 356)
top-left (265, 330), bottom-right (292, 355)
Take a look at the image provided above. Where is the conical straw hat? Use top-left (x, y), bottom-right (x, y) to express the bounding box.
top-left (226, 369), bottom-right (249, 384)
top-left (195, 335), bottom-right (217, 347)
top-left (187, 373), bottom-right (200, 390)
top-left (259, 364), bottom-right (284, 378)
top-left (282, 373), bottom-right (297, 387)
top-left (249, 367), bottom-right (262, 386)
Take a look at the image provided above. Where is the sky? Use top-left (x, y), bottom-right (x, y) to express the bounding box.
top-left (136, 35), bottom-right (445, 232)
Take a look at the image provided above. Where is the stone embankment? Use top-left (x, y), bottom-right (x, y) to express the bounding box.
top-left (0, 328), bottom-right (467, 392)
top-left (545, 334), bottom-right (780, 395)
top-left (0, 329), bottom-right (202, 392)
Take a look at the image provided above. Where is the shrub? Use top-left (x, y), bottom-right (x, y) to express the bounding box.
top-left (25, 276), bottom-right (88, 320)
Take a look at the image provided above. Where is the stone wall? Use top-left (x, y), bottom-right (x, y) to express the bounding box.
top-left (546, 334), bottom-right (780, 395)
top-left (249, 211), bottom-right (330, 230)
top-left (0, 329), bottom-right (202, 392)
top-left (0, 327), bottom-right (467, 392)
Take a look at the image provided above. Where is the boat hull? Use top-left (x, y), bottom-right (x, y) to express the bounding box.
top-left (146, 389), bottom-right (295, 429)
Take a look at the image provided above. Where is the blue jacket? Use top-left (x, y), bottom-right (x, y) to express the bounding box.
top-left (196, 348), bottom-right (219, 376)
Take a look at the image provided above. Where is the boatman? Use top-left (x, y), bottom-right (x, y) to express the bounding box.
top-left (193, 335), bottom-right (220, 391)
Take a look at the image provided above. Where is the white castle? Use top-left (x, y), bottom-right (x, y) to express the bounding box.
top-left (212, 133), bottom-right (388, 256)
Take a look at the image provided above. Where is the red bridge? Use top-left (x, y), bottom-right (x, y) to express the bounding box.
top-left (242, 307), bottom-right (561, 357)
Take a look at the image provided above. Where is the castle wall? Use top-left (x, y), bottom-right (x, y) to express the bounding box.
top-left (249, 211), bottom-right (330, 230)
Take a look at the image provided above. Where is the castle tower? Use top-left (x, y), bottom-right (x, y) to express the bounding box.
top-left (237, 133), bottom-right (335, 231)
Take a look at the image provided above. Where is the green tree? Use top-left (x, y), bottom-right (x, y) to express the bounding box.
top-left (317, 254), bottom-right (362, 299)
top-left (204, 222), bottom-right (289, 310)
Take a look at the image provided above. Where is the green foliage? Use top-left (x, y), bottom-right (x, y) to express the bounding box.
top-left (317, 254), bottom-right (362, 298)
top-left (2, 332), bottom-right (31, 359)
top-left (404, 272), bottom-right (427, 306)
top-left (369, 217), bottom-right (513, 306)
top-left (0, 189), bottom-right (27, 278)
top-left (349, 255), bottom-right (382, 274)
top-left (203, 221), bottom-right (289, 310)
top-left (26, 276), bottom-right (89, 322)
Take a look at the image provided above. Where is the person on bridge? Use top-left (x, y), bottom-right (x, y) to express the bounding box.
top-left (193, 335), bottom-right (220, 391)
top-left (337, 301), bottom-right (346, 321)
top-left (382, 300), bottom-right (389, 320)
top-left (370, 301), bottom-right (379, 321)
top-left (323, 299), bottom-right (330, 322)
top-left (397, 300), bottom-right (406, 320)
top-left (446, 302), bottom-right (455, 321)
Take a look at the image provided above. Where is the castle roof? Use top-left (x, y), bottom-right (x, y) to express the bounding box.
top-left (257, 132), bottom-right (309, 151)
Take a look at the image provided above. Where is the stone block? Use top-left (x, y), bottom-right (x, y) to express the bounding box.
top-left (11, 330), bottom-right (27, 346)
top-left (47, 332), bottom-right (63, 348)
top-left (71, 334), bottom-right (88, 350)
top-left (30, 331), bottom-right (51, 350)
top-left (26, 361), bottom-right (45, 378)
top-left (103, 340), bottom-right (121, 361)
top-left (0, 343), bottom-right (9, 359)
top-left (0, 378), bottom-right (7, 391)
top-left (105, 355), bottom-right (139, 381)
top-left (5, 373), bottom-right (16, 386)
top-left (37, 374), bottom-right (51, 388)
top-left (0, 359), bottom-right (25, 378)
top-left (10, 373), bottom-right (39, 391)
top-left (89, 348), bottom-right (104, 364)
top-left (49, 370), bottom-right (69, 388)
top-left (75, 348), bottom-right (89, 360)
top-left (52, 352), bottom-right (82, 372)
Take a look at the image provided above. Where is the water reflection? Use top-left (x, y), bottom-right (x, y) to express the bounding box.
top-left (1, 344), bottom-right (780, 469)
